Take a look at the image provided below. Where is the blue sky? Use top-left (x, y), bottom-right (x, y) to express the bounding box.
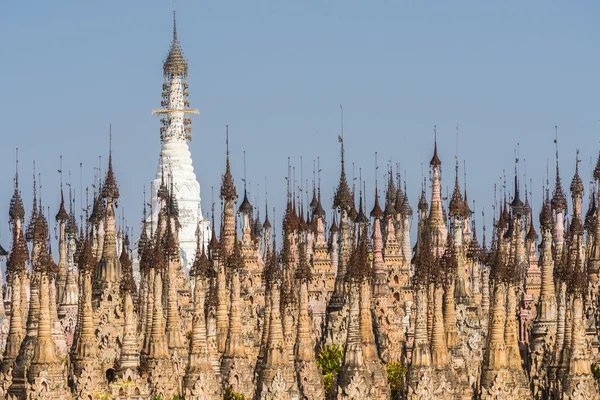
top-left (0, 1), bottom-right (599, 249)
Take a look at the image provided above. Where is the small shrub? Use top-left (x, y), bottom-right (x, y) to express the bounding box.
top-left (592, 363), bottom-right (600, 380)
top-left (90, 391), bottom-right (114, 400)
top-left (224, 388), bottom-right (246, 400)
top-left (316, 344), bottom-right (344, 395)
top-left (386, 361), bottom-right (408, 399)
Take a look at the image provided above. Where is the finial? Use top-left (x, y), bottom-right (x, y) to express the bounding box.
top-left (79, 162), bottom-right (83, 219)
top-left (570, 149), bottom-right (584, 197)
top-left (142, 184), bottom-right (148, 219)
top-left (463, 160), bottom-right (467, 191)
top-left (554, 125), bottom-right (559, 163)
top-left (359, 168), bottom-right (362, 197)
top-left (32, 161), bottom-right (37, 211)
top-left (85, 186), bottom-right (90, 232)
top-left (243, 150), bottom-right (247, 192)
top-left (317, 157), bottom-right (322, 196)
top-left (340, 104), bottom-right (344, 141)
top-left (456, 124), bottom-right (459, 159)
top-left (300, 155), bottom-right (304, 202)
top-left (226, 124), bottom-right (229, 159)
top-left (352, 162), bottom-right (356, 195)
top-left (173, 0), bottom-right (178, 41)
top-left (15, 147), bottom-right (19, 183)
top-left (430, 125), bottom-right (442, 166)
top-left (57, 156), bottom-right (63, 190)
top-left (286, 157), bottom-right (291, 201)
top-left (375, 152), bottom-right (379, 191)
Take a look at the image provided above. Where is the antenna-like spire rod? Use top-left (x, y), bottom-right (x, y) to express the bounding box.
top-left (38, 172), bottom-right (43, 210)
top-left (482, 207), bottom-right (486, 246)
top-left (463, 160), bottom-right (467, 191)
top-left (287, 157), bottom-right (291, 201)
top-left (529, 178), bottom-right (533, 209)
top-left (456, 124), bottom-right (459, 159)
top-left (243, 150), bottom-right (247, 190)
top-left (15, 147), bottom-right (19, 185)
top-left (363, 181), bottom-right (367, 213)
top-left (359, 167), bottom-right (362, 196)
top-left (340, 104), bottom-right (344, 141)
top-left (226, 124), bottom-right (230, 159)
top-left (300, 156), bottom-right (304, 197)
top-left (375, 152), bottom-right (379, 193)
top-left (293, 166), bottom-right (297, 206)
top-left (312, 159), bottom-right (316, 192)
top-left (493, 183), bottom-right (497, 218)
top-left (554, 125), bottom-right (559, 162)
top-left (59, 155), bottom-right (63, 189)
top-left (79, 162), bottom-right (83, 218)
top-left (173, 0), bottom-right (178, 40)
top-left (317, 157), bottom-right (322, 196)
top-left (256, 182), bottom-right (260, 215)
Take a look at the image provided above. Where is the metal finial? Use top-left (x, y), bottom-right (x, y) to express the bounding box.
top-left (340, 104), bottom-right (344, 141)
top-left (463, 160), bottom-right (467, 191)
top-left (243, 150), bottom-right (247, 190)
top-left (317, 157), bottom-right (321, 196)
top-left (300, 155), bottom-right (303, 196)
top-left (287, 157), bottom-right (291, 201)
top-left (15, 148), bottom-right (19, 185)
top-left (456, 124), bottom-right (459, 159)
top-left (554, 125), bottom-right (558, 160)
top-left (173, 0), bottom-right (178, 41)
top-left (375, 152), bottom-right (379, 191)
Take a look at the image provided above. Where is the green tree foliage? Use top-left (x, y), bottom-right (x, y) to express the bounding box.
top-left (316, 344), bottom-right (344, 395)
top-left (224, 388), bottom-right (246, 400)
top-left (386, 361), bottom-right (408, 398)
top-left (592, 363), bottom-right (600, 380)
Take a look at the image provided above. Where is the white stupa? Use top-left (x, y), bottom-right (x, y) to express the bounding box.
top-left (144, 10), bottom-right (210, 271)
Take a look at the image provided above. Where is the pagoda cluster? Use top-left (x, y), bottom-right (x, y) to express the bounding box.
top-left (0, 137), bottom-right (598, 400)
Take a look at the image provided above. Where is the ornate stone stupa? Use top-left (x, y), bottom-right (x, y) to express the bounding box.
top-left (147, 10), bottom-right (210, 271)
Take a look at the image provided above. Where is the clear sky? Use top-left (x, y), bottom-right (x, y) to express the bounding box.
top-left (0, 0), bottom-right (599, 249)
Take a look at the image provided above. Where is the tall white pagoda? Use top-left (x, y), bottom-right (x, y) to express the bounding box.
top-left (146, 10), bottom-right (210, 271)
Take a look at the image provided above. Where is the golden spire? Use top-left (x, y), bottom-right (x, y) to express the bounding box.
top-left (163, 4), bottom-right (188, 78)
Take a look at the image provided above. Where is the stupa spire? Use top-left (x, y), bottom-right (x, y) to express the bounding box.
top-left (333, 117), bottom-right (352, 211)
top-left (163, 4), bottom-right (187, 78)
top-left (145, 4), bottom-right (206, 273)
top-left (220, 126), bottom-right (238, 256)
top-left (220, 239), bottom-right (254, 399)
top-left (183, 238), bottom-right (220, 398)
top-left (71, 230), bottom-right (107, 397)
top-left (55, 158), bottom-right (69, 306)
top-left (428, 126), bottom-right (447, 241)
